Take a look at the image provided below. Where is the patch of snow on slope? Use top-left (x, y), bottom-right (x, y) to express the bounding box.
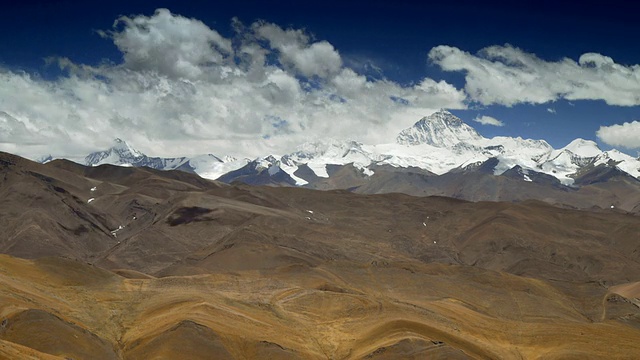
top-left (307, 162), bottom-right (329, 178)
top-left (362, 167), bottom-right (374, 176)
top-left (539, 150), bottom-right (580, 185)
top-left (280, 163), bottom-right (308, 185)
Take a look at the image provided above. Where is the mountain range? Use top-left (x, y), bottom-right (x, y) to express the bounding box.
top-left (79, 138), bottom-right (246, 180)
top-left (42, 110), bottom-right (640, 212)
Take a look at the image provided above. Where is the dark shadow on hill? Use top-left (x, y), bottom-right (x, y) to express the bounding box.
top-left (167, 207), bottom-right (213, 226)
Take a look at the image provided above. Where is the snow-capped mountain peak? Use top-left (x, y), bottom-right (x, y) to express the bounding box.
top-left (535, 138), bottom-right (608, 185)
top-left (396, 109), bottom-right (484, 147)
top-left (257, 155), bottom-right (280, 170)
top-left (112, 138), bottom-right (144, 158)
top-left (562, 138), bottom-right (602, 158)
top-left (85, 138), bottom-right (144, 166)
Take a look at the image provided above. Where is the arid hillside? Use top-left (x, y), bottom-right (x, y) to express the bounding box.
top-left (1, 152), bottom-right (639, 359)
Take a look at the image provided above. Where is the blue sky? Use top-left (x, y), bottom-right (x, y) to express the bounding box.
top-left (1, 0), bottom-right (639, 158)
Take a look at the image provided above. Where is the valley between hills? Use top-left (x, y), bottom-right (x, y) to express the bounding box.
top-left (1, 151), bottom-right (640, 359)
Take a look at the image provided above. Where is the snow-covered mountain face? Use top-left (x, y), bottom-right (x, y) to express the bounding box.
top-left (85, 138), bottom-right (146, 167)
top-left (82, 138), bottom-right (248, 180)
top-left (396, 109), bottom-right (483, 147)
top-left (281, 139), bottom-right (374, 183)
top-left (536, 139), bottom-right (640, 183)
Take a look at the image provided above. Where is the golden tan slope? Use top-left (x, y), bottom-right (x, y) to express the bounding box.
top-left (1, 255), bottom-right (639, 359)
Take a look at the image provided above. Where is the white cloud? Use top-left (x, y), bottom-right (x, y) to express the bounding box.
top-left (108, 8), bottom-right (233, 80)
top-left (473, 115), bottom-right (504, 127)
top-left (429, 44), bottom-right (640, 106)
top-left (253, 22), bottom-right (342, 79)
top-left (596, 121), bottom-right (640, 149)
top-left (547, 108), bottom-right (556, 114)
top-left (0, 111), bottom-right (35, 144)
top-left (0, 9), bottom-right (466, 160)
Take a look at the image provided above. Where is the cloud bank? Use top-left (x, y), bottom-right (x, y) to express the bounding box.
top-left (0, 9), bottom-right (465, 159)
top-left (429, 44), bottom-right (640, 107)
top-left (1, 9), bottom-right (639, 159)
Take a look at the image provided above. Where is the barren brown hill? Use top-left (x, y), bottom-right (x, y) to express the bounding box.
top-left (1, 151), bottom-right (640, 359)
top-left (349, 163), bottom-right (640, 214)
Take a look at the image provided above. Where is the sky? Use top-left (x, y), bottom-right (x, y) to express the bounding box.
top-left (1, 0), bottom-right (639, 159)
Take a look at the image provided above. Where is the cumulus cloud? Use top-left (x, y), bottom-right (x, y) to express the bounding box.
top-left (0, 9), bottom-right (466, 160)
top-left (429, 44), bottom-right (640, 106)
top-left (596, 121), bottom-right (640, 149)
top-left (253, 22), bottom-right (342, 79)
top-left (473, 115), bottom-right (504, 127)
top-left (106, 8), bottom-right (234, 80)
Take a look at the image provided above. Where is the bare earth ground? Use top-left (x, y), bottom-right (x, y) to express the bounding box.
top-left (0, 152), bottom-right (639, 359)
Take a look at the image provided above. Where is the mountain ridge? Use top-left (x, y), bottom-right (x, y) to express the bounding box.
top-left (223, 110), bottom-right (639, 187)
top-left (40, 110), bottom-right (640, 191)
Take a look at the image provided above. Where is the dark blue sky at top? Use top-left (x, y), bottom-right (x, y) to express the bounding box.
top-left (1, 0), bottom-right (639, 152)
top-left (3, 0), bottom-right (639, 78)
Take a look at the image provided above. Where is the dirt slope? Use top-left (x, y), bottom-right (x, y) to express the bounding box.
top-left (1, 152), bottom-right (640, 359)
